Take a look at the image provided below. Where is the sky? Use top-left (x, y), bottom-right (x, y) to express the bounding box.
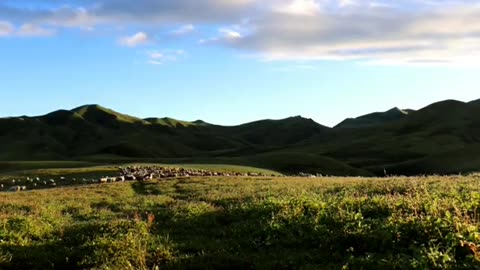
top-left (0, 0), bottom-right (479, 127)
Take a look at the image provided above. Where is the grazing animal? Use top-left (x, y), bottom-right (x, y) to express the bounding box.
top-left (0, 184), bottom-right (4, 190)
top-left (8, 186), bottom-right (21, 192)
top-left (99, 177), bottom-right (108, 183)
top-left (20, 186), bottom-right (27, 191)
top-left (125, 175), bottom-right (136, 181)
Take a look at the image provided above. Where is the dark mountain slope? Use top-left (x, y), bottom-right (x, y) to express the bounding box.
top-left (223, 116), bottom-right (330, 146)
top-left (0, 106), bottom-right (331, 170)
top-left (295, 99), bottom-right (480, 175)
top-left (72, 104), bottom-right (149, 127)
top-left (335, 107), bottom-right (413, 129)
top-left (1, 99), bottom-right (480, 176)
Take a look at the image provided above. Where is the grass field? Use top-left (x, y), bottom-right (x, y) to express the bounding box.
top-left (0, 163), bottom-right (281, 191)
top-left (1, 168), bottom-right (480, 269)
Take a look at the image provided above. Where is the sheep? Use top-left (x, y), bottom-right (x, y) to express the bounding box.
top-left (8, 186), bottom-right (21, 192)
top-left (125, 175), bottom-right (136, 181)
top-left (0, 184), bottom-right (3, 190)
top-left (20, 186), bottom-right (27, 191)
top-left (99, 177), bottom-right (108, 184)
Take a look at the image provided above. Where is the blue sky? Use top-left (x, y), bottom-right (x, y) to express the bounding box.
top-left (0, 0), bottom-right (479, 127)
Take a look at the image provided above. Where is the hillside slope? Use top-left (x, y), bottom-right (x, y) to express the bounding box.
top-left (1, 99), bottom-right (479, 176)
top-left (298, 99), bottom-right (480, 175)
top-left (335, 107), bottom-right (413, 129)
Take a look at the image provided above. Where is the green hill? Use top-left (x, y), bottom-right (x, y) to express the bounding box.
top-left (72, 104), bottom-right (149, 126)
top-left (144, 117), bottom-right (196, 127)
top-left (335, 107), bottom-right (413, 129)
top-left (1, 100), bottom-right (480, 176)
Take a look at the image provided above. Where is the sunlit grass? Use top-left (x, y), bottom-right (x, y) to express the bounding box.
top-left (1, 174), bottom-right (480, 269)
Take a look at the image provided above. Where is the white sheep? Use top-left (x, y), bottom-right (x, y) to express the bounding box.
top-left (8, 186), bottom-right (21, 192)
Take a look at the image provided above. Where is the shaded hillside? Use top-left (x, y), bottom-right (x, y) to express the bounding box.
top-left (0, 106), bottom-right (330, 173)
top-left (1, 99), bottom-right (480, 176)
top-left (144, 117), bottom-right (201, 127)
top-left (335, 107), bottom-right (413, 129)
top-left (295, 99), bottom-right (480, 175)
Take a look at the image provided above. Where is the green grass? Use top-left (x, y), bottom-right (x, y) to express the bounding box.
top-left (1, 170), bottom-right (480, 269)
top-left (0, 163), bottom-right (281, 189)
top-left (0, 161), bottom-right (98, 174)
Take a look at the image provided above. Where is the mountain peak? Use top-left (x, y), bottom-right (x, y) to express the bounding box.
top-left (71, 104), bottom-right (108, 113)
top-left (71, 104), bottom-right (147, 125)
top-left (192, 120), bottom-right (211, 126)
top-left (335, 107), bottom-right (413, 129)
top-left (386, 107), bottom-right (410, 116)
top-left (144, 117), bottom-right (195, 127)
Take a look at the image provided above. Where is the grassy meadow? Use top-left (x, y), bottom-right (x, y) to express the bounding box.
top-left (1, 167), bottom-right (480, 269)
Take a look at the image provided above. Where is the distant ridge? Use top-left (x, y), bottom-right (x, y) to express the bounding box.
top-left (71, 104), bottom-right (148, 125)
top-left (144, 117), bottom-right (198, 127)
top-left (335, 107), bottom-right (413, 129)
top-left (1, 98), bottom-right (480, 176)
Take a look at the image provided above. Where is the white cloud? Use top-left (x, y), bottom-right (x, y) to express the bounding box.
top-left (220, 28), bottom-right (242, 40)
top-left (0, 21), bottom-right (55, 37)
top-left (3, 0), bottom-right (480, 66)
top-left (222, 1), bottom-right (480, 65)
top-left (17, 24), bottom-right (55, 37)
top-left (119, 32), bottom-right (150, 47)
top-left (147, 49), bottom-right (187, 65)
top-left (171, 24), bottom-right (195, 35)
top-left (0, 21), bottom-right (14, 37)
top-left (275, 0), bottom-right (321, 16)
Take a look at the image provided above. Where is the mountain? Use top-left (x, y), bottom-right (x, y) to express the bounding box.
top-left (72, 104), bottom-right (149, 126)
top-left (335, 107), bottom-right (413, 129)
top-left (296, 99), bottom-right (480, 175)
top-left (1, 99), bottom-right (480, 176)
top-left (144, 117), bottom-right (199, 127)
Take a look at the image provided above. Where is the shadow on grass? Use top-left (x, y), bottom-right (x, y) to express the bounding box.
top-left (1, 198), bottom-right (477, 270)
top-left (131, 181), bottom-right (166, 196)
top-left (0, 222), bottom-right (113, 270)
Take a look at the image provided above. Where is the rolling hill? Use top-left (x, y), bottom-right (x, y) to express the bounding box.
top-left (1, 99), bottom-right (480, 176)
top-left (335, 107), bottom-right (413, 129)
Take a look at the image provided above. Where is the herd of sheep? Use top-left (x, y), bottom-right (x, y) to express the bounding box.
top-left (119, 166), bottom-right (272, 180)
top-left (1, 166), bottom-right (275, 192)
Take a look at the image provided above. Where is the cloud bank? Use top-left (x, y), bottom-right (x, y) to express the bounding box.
top-left (1, 0), bottom-right (480, 65)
